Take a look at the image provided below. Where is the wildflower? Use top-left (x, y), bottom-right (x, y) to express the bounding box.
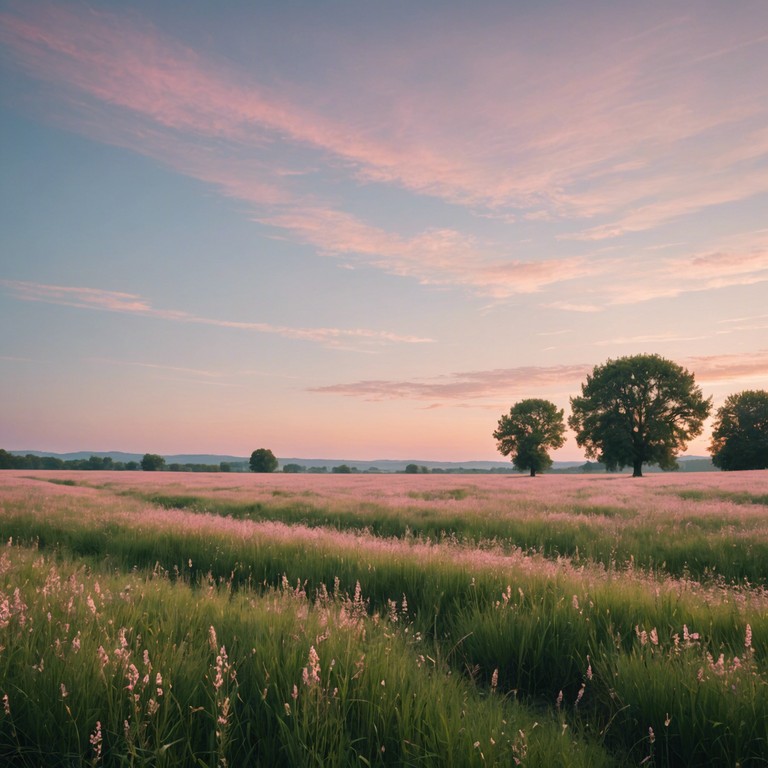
top-left (217, 696), bottom-right (231, 727)
top-left (575, 682), bottom-right (586, 708)
top-left (89, 721), bottom-right (102, 763)
top-left (126, 663), bottom-right (140, 692)
top-left (72, 633), bottom-right (81, 653)
top-left (208, 626), bottom-right (218, 653)
top-left (156, 672), bottom-right (164, 697)
top-left (745, 624), bottom-right (752, 652)
top-left (284, 702), bottom-right (291, 715)
top-left (213, 648), bottom-right (230, 691)
top-left (147, 698), bottom-right (159, 716)
top-left (87, 594), bottom-right (97, 614)
top-left (650, 628), bottom-right (659, 646)
top-left (555, 690), bottom-right (563, 710)
top-left (572, 594), bottom-right (580, 611)
top-left (491, 668), bottom-right (499, 692)
top-left (648, 727), bottom-right (655, 744)
top-left (3, 693), bottom-right (10, 715)
top-left (60, 683), bottom-right (68, 699)
top-left (586, 655), bottom-right (593, 681)
top-left (291, 684), bottom-right (298, 700)
top-left (302, 646), bottom-right (321, 687)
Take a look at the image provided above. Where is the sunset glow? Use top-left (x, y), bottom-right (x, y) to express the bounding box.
top-left (2, 1), bottom-right (767, 461)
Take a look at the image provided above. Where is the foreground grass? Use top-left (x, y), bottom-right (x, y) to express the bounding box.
top-left (2, 471), bottom-right (768, 766)
top-left (1, 547), bottom-right (608, 767)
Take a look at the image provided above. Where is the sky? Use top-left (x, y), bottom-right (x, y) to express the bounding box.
top-left (1, 0), bottom-right (768, 462)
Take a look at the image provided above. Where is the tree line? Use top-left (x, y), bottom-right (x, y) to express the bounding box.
top-left (3, 355), bottom-right (765, 477)
top-left (0, 451), bottom-right (236, 473)
top-left (494, 353), bottom-right (768, 477)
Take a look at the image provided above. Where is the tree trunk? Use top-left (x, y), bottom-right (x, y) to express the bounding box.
top-left (530, 467), bottom-right (536, 477)
top-left (632, 459), bottom-right (643, 477)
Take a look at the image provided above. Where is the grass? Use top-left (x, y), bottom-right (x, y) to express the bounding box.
top-left (1, 469), bottom-right (768, 766)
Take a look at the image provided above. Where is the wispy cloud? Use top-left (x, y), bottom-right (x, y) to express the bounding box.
top-left (685, 349), bottom-right (768, 385)
top-left (607, 242), bottom-right (768, 305)
top-left (258, 207), bottom-right (602, 297)
top-left (2, 1), bottom-right (767, 299)
top-left (309, 364), bottom-right (592, 402)
top-left (1, 280), bottom-right (432, 347)
top-left (310, 350), bottom-right (768, 404)
top-left (593, 332), bottom-right (710, 347)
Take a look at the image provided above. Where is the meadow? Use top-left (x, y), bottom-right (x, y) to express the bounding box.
top-left (1, 469), bottom-right (767, 766)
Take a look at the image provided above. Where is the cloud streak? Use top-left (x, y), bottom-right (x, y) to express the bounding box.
top-left (310, 351), bottom-right (768, 404)
top-left (2, 1), bottom-right (768, 301)
top-left (1, 280), bottom-right (432, 347)
top-left (309, 364), bottom-right (593, 402)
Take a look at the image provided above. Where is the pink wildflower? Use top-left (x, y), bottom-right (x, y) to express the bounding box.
top-left (302, 645), bottom-right (321, 687)
top-left (89, 720), bottom-right (102, 763)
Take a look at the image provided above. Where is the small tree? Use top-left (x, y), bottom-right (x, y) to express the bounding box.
top-left (493, 398), bottom-right (566, 477)
top-left (249, 448), bottom-right (278, 473)
top-left (709, 390), bottom-right (768, 471)
top-left (141, 453), bottom-right (166, 472)
top-left (569, 354), bottom-right (711, 477)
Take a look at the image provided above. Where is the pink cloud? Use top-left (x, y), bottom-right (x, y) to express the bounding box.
top-left (0, 280), bottom-right (432, 347)
top-left (259, 207), bottom-right (600, 297)
top-left (3, 1), bottom-right (767, 236)
top-left (684, 349), bottom-right (768, 385)
top-left (309, 364), bottom-right (592, 402)
top-left (310, 350), bottom-right (768, 404)
top-left (606, 241), bottom-right (768, 304)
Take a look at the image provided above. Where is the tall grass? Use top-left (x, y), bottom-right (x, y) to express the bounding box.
top-left (90, 471), bottom-right (768, 585)
top-left (1, 547), bottom-right (609, 767)
top-left (2, 470), bottom-right (768, 766)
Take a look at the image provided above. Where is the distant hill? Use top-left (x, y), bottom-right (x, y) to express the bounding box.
top-left (9, 450), bottom-right (716, 473)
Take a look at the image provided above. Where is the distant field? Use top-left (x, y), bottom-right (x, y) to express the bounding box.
top-left (1, 470), bottom-right (767, 766)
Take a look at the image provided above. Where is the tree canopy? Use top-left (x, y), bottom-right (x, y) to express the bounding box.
top-left (709, 390), bottom-right (768, 471)
top-left (493, 398), bottom-right (566, 476)
top-left (569, 354), bottom-right (711, 477)
top-left (249, 448), bottom-right (278, 473)
top-left (141, 453), bottom-right (166, 471)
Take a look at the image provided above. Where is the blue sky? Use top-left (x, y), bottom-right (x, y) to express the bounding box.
top-left (1, 0), bottom-right (767, 461)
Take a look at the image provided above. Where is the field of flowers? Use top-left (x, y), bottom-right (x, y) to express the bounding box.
top-left (1, 469), bottom-right (767, 766)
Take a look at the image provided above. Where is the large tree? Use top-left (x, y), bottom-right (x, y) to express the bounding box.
top-left (249, 448), bottom-right (278, 473)
top-left (493, 398), bottom-right (566, 476)
top-left (569, 354), bottom-right (711, 477)
top-left (141, 453), bottom-right (166, 471)
top-left (709, 390), bottom-right (768, 471)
